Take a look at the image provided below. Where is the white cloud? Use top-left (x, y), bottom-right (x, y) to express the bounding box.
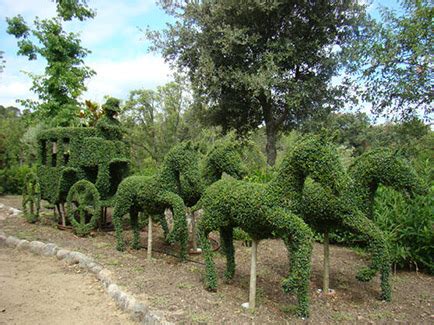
top-left (64, 0), bottom-right (155, 48)
top-left (0, 0), bottom-right (56, 19)
top-left (83, 54), bottom-right (172, 102)
top-left (0, 76), bottom-right (35, 107)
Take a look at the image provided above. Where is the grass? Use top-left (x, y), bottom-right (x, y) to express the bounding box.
top-left (150, 296), bottom-right (169, 307)
top-left (331, 311), bottom-right (354, 321)
top-left (190, 312), bottom-right (210, 323)
top-left (177, 282), bottom-right (194, 289)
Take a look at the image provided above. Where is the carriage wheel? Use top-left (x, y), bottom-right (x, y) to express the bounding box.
top-left (22, 172), bottom-right (41, 223)
top-left (66, 180), bottom-right (101, 236)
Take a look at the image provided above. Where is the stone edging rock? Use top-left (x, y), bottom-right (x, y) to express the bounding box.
top-left (0, 230), bottom-right (173, 325)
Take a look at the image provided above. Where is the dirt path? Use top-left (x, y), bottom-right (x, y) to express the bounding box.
top-left (0, 246), bottom-right (135, 325)
top-left (1, 195), bottom-right (433, 324)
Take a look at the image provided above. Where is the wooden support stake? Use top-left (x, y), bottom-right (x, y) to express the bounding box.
top-left (57, 204), bottom-right (65, 226)
top-left (147, 215), bottom-right (153, 260)
top-left (61, 203), bottom-right (67, 225)
top-left (191, 211), bottom-right (197, 251)
top-left (323, 228), bottom-right (330, 294)
top-left (249, 239), bottom-right (259, 311)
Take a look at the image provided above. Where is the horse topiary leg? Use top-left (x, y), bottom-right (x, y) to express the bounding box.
top-left (220, 226), bottom-right (235, 281)
top-left (112, 195), bottom-right (131, 251)
top-left (342, 210), bottom-right (391, 301)
top-left (130, 209), bottom-right (141, 250)
top-left (159, 192), bottom-right (188, 260)
top-left (198, 222), bottom-right (218, 291)
top-left (270, 207), bottom-right (313, 318)
top-left (157, 213), bottom-right (170, 239)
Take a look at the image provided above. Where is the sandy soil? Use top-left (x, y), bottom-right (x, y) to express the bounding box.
top-left (1, 195), bottom-right (433, 324)
top-left (0, 245), bottom-right (135, 325)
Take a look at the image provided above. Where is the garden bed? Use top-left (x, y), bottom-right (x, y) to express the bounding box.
top-left (0, 195), bottom-right (432, 324)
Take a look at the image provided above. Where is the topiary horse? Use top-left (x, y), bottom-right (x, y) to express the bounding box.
top-left (349, 148), bottom-right (427, 219)
top-left (194, 136), bottom-right (346, 318)
top-left (300, 148), bottom-right (427, 301)
top-left (112, 142), bottom-right (203, 259)
top-left (113, 139), bottom-right (246, 259)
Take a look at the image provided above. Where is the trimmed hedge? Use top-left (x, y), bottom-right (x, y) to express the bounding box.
top-left (195, 136), bottom-right (346, 318)
top-left (300, 149), bottom-right (427, 301)
top-left (112, 138), bottom-right (247, 259)
top-left (112, 142), bottom-right (203, 259)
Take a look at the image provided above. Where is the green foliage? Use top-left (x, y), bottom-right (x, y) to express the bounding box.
top-left (54, 0), bottom-right (95, 21)
top-left (0, 106), bottom-right (26, 170)
top-left (122, 80), bottom-right (190, 165)
top-left (22, 172), bottom-right (41, 223)
top-left (6, 8), bottom-right (95, 126)
top-left (149, 0), bottom-right (368, 165)
top-left (112, 138), bottom-right (246, 259)
top-left (374, 186), bottom-right (433, 274)
top-left (196, 136), bottom-right (349, 317)
top-left (349, 148), bottom-right (428, 218)
top-left (112, 142), bottom-right (202, 259)
top-left (96, 97), bottom-right (124, 141)
top-left (201, 136), bottom-right (247, 186)
top-left (0, 165), bottom-right (33, 195)
top-left (36, 126), bottom-right (129, 204)
top-left (66, 180), bottom-right (101, 236)
top-left (301, 147), bottom-right (429, 300)
top-left (344, 0), bottom-right (433, 121)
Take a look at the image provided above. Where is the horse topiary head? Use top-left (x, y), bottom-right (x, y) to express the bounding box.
top-left (161, 141), bottom-right (204, 206)
top-left (283, 135), bottom-right (347, 195)
top-left (202, 138), bottom-right (247, 185)
top-left (349, 149), bottom-right (428, 199)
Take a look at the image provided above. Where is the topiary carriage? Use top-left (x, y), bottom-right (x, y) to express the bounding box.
top-left (23, 121), bottom-right (130, 236)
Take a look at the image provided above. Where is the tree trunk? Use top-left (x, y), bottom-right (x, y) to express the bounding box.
top-left (265, 123), bottom-right (277, 166)
top-left (323, 229), bottom-right (330, 293)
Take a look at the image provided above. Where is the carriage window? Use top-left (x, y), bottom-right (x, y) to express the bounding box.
top-left (51, 141), bottom-right (57, 167)
top-left (63, 138), bottom-right (70, 165)
top-left (41, 140), bottom-right (47, 165)
top-left (83, 166), bottom-right (98, 184)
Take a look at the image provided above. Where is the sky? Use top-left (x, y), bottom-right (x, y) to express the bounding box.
top-left (0, 0), bottom-right (400, 110)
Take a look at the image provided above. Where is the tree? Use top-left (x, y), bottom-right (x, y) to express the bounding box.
top-left (6, 0), bottom-right (95, 126)
top-left (122, 80), bottom-right (190, 166)
top-left (344, 0), bottom-right (433, 121)
top-left (149, 1), bottom-right (367, 165)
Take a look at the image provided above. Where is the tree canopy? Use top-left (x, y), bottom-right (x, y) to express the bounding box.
top-left (6, 0), bottom-right (95, 126)
top-left (344, 0), bottom-right (433, 121)
top-left (148, 0), bottom-right (367, 165)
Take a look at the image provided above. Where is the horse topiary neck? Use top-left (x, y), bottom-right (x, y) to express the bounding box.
top-left (159, 164), bottom-right (181, 194)
top-left (267, 159), bottom-right (305, 206)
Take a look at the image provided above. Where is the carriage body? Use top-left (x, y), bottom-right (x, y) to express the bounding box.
top-left (36, 127), bottom-right (130, 207)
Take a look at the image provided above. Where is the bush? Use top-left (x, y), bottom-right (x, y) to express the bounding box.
top-left (374, 186), bottom-right (433, 274)
top-left (329, 185), bottom-right (433, 274)
top-left (0, 165), bottom-right (34, 195)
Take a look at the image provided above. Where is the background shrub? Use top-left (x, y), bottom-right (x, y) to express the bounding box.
top-left (0, 165), bottom-right (34, 195)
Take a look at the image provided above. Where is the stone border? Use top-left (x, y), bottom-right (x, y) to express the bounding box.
top-left (0, 226), bottom-right (172, 325)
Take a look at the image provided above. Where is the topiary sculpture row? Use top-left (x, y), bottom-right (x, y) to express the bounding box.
top-left (112, 138), bottom-right (247, 259)
top-left (193, 136), bottom-right (347, 317)
top-left (300, 148), bottom-right (428, 300)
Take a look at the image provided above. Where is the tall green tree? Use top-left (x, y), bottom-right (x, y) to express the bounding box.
top-left (6, 0), bottom-right (95, 126)
top-left (122, 80), bottom-right (190, 166)
top-left (344, 0), bottom-right (433, 121)
top-left (149, 0), bottom-right (367, 165)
